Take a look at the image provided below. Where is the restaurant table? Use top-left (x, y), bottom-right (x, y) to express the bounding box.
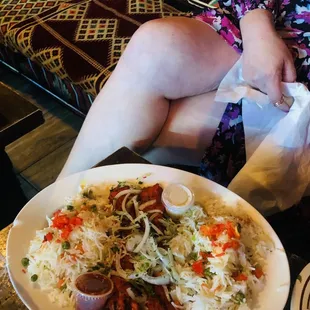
top-left (0, 147), bottom-right (309, 309)
top-left (0, 82), bottom-right (44, 229)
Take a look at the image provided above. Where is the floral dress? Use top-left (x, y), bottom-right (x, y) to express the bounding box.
top-left (197, 0), bottom-right (310, 187)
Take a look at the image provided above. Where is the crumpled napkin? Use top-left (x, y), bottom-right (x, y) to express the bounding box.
top-left (215, 58), bottom-right (310, 215)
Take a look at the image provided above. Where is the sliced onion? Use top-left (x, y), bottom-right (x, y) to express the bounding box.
top-left (175, 286), bottom-right (183, 307)
top-left (156, 247), bottom-right (170, 267)
top-left (149, 213), bottom-right (160, 221)
top-left (141, 273), bottom-right (170, 285)
top-left (168, 249), bottom-right (180, 282)
top-left (163, 285), bottom-right (171, 302)
top-left (128, 273), bottom-right (140, 279)
top-left (158, 219), bottom-right (169, 227)
top-left (127, 195), bottom-right (138, 208)
top-left (133, 197), bottom-right (140, 218)
top-left (122, 193), bottom-right (134, 222)
top-left (115, 224), bottom-right (139, 231)
top-left (139, 199), bottom-right (156, 211)
top-left (115, 189), bottom-right (141, 200)
top-left (156, 236), bottom-right (172, 242)
top-left (126, 234), bottom-right (143, 252)
top-left (147, 209), bottom-right (163, 214)
top-left (150, 223), bottom-right (163, 235)
top-left (126, 288), bottom-right (147, 304)
top-left (133, 216), bottom-right (150, 253)
top-left (134, 212), bottom-right (146, 223)
top-left (171, 302), bottom-right (184, 309)
top-left (115, 253), bottom-right (127, 279)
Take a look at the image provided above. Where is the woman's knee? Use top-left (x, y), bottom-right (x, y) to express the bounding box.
top-left (132, 18), bottom-right (190, 51)
top-left (123, 18), bottom-right (208, 68)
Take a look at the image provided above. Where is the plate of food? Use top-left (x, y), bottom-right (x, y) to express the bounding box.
top-left (6, 164), bottom-right (290, 310)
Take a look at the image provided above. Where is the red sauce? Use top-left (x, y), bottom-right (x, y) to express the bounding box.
top-left (75, 273), bottom-right (112, 296)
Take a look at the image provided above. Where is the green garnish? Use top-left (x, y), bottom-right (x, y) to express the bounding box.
top-left (61, 284), bottom-right (67, 291)
top-left (204, 267), bottom-right (216, 278)
top-left (111, 246), bottom-right (120, 253)
top-left (100, 267), bottom-right (111, 275)
top-left (62, 241), bottom-right (70, 250)
top-left (233, 291), bottom-right (246, 304)
top-left (21, 257), bottom-right (30, 268)
top-left (237, 223), bottom-right (242, 233)
top-left (67, 205), bottom-right (74, 211)
top-left (97, 262), bottom-right (105, 267)
top-left (90, 205), bottom-right (97, 212)
top-left (31, 274), bottom-right (38, 282)
top-left (117, 181), bottom-right (126, 188)
top-left (83, 189), bottom-right (94, 199)
top-left (129, 279), bottom-right (155, 296)
top-left (89, 263), bottom-right (111, 274)
top-left (188, 252), bottom-right (198, 261)
top-left (297, 275), bottom-right (302, 282)
top-left (138, 181), bottom-right (143, 185)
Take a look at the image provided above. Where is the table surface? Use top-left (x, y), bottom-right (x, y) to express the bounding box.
top-left (0, 147), bottom-right (308, 309)
top-left (0, 82), bottom-right (44, 147)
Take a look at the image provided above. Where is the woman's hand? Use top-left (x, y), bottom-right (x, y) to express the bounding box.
top-left (240, 9), bottom-right (296, 107)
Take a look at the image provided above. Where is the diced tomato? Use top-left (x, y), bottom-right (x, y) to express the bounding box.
top-left (56, 239), bottom-right (61, 243)
top-left (226, 221), bottom-right (239, 239)
top-left (22, 269), bottom-right (26, 274)
top-left (44, 232), bottom-right (53, 242)
top-left (69, 217), bottom-right (83, 226)
top-left (222, 240), bottom-right (240, 252)
top-left (52, 215), bottom-right (70, 229)
top-left (53, 210), bottom-right (61, 218)
top-left (211, 240), bottom-right (218, 247)
top-left (215, 252), bottom-right (225, 257)
top-left (200, 252), bottom-right (214, 259)
top-left (200, 222), bottom-right (240, 241)
top-left (200, 223), bottom-right (226, 240)
top-left (61, 228), bottom-right (71, 240)
top-left (57, 216), bottom-right (70, 225)
top-left (233, 273), bottom-right (248, 281)
top-left (192, 260), bottom-right (204, 276)
top-left (57, 279), bottom-right (65, 289)
top-left (52, 212), bottom-right (81, 240)
top-left (253, 267), bottom-right (264, 279)
top-left (200, 225), bottom-right (211, 237)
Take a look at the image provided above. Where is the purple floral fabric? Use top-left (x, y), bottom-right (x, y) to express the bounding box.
top-left (198, 0), bottom-right (310, 186)
top-left (200, 101), bottom-right (246, 187)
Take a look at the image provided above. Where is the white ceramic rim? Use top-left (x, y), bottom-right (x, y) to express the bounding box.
top-left (6, 164), bottom-right (290, 310)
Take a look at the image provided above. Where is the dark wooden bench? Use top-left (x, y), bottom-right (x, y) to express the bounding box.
top-left (0, 82), bottom-right (44, 229)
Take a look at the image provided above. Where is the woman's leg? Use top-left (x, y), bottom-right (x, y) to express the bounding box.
top-left (58, 17), bottom-right (239, 179)
top-left (144, 90), bottom-right (227, 166)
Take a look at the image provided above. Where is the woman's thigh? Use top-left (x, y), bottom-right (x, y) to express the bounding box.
top-left (114, 17), bottom-right (239, 100)
top-left (144, 91), bottom-right (230, 165)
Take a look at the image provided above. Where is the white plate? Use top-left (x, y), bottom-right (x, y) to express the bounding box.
top-left (6, 164), bottom-right (290, 310)
top-left (291, 263), bottom-right (310, 310)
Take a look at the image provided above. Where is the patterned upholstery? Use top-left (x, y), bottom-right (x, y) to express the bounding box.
top-left (0, 0), bottom-right (192, 114)
top-left (0, 0), bottom-right (69, 40)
